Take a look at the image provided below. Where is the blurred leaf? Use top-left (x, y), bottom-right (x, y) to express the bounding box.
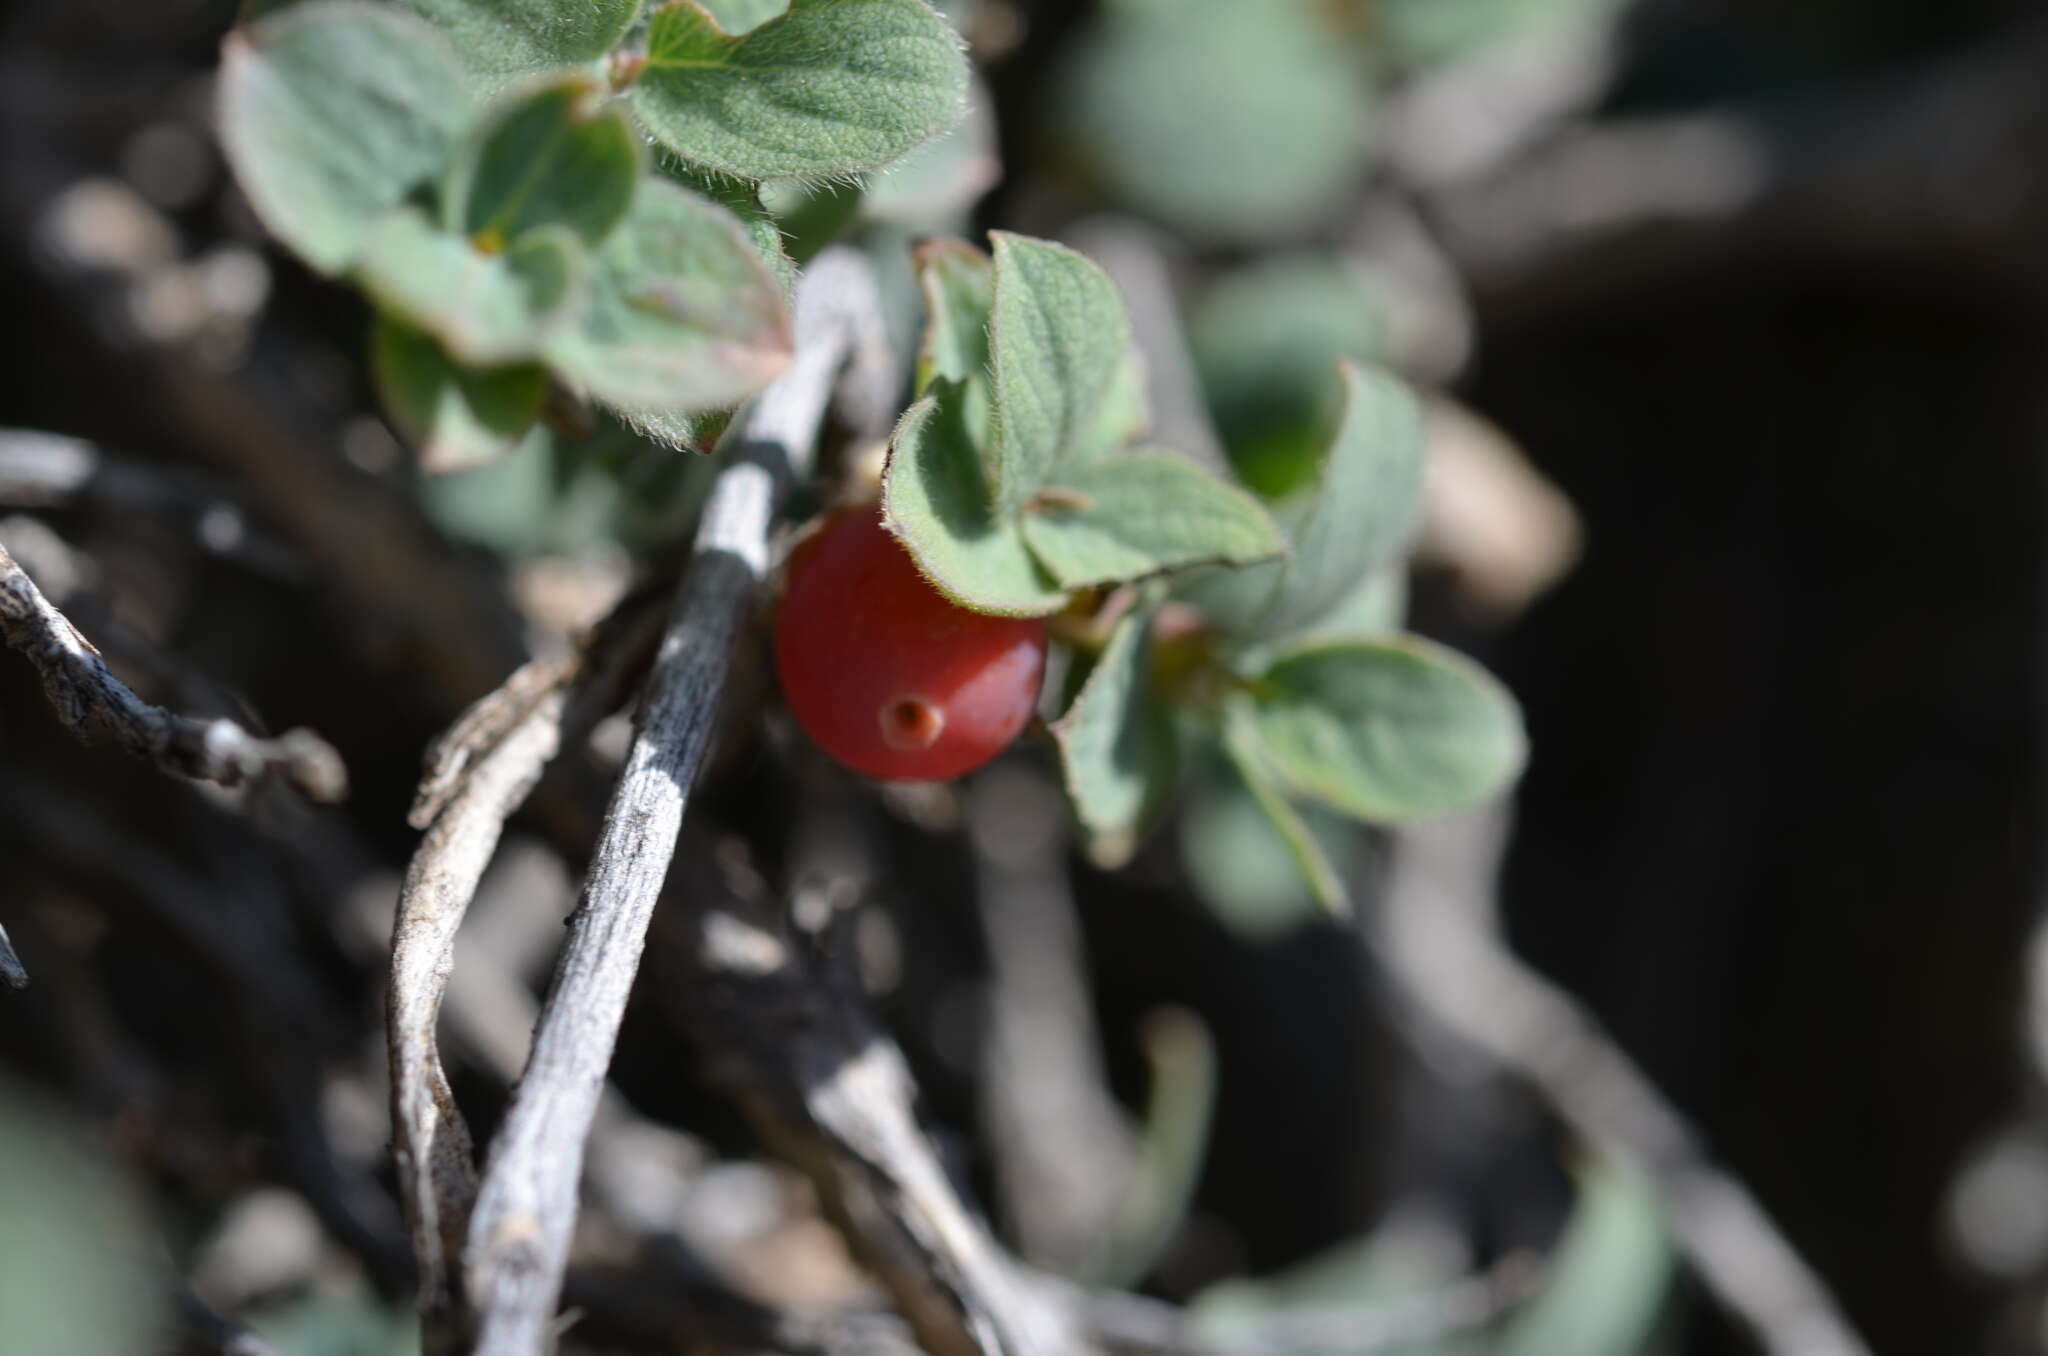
top-left (1298, 565), bottom-right (1409, 637)
top-left (543, 177), bottom-right (792, 419)
top-left (1374, 0), bottom-right (1624, 70)
top-left (658, 158), bottom-right (794, 290)
top-left (356, 208), bottom-right (584, 365)
top-left (0, 1083), bottom-right (165, 1356)
top-left (1221, 701), bottom-right (1348, 913)
top-left (399, 0), bottom-right (637, 87)
top-left (1246, 635), bottom-right (1526, 823)
top-left (880, 385), bottom-right (1065, 616)
top-left (1182, 362), bottom-right (1424, 644)
top-left (1061, 0), bottom-right (1370, 242)
top-left (444, 75), bottom-right (642, 247)
top-left (1022, 453), bottom-right (1283, 590)
top-left (863, 72), bottom-right (1000, 225)
top-left (1051, 604), bottom-right (1179, 863)
top-left (218, 2), bottom-right (470, 273)
top-left (913, 236), bottom-right (992, 387)
top-left (370, 313), bottom-right (546, 471)
top-left (617, 404), bottom-right (729, 454)
top-left (1180, 757), bottom-right (1350, 940)
top-left (243, 1292), bottom-right (422, 1356)
top-left (1190, 255), bottom-right (1391, 498)
top-left (988, 231), bottom-right (1132, 514)
top-left (634, 0), bottom-right (968, 180)
top-left (1496, 1156), bottom-right (1674, 1356)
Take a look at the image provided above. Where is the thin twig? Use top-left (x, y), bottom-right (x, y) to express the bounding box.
top-left (645, 856), bottom-right (1084, 1356)
top-left (0, 537), bottom-right (346, 800)
top-left (461, 248), bottom-right (879, 1356)
top-left (1381, 806), bottom-right (1874, 1356)
top-left (390, 678), bottom-right (571, 1349)
top-left (0, 427), bottom-right (301, 579)
top-left (0, 921), bottom-right (26, 990)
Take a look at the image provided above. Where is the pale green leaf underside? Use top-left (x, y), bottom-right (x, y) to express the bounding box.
top-left (1183, 361), bottom-right (1424, 642)
top-left (1023, 452), bottom-right (1283, 590)
top-left (635, 0), bottom-right (968, 180)
top-left (445, 75), bottom-right (643, 246)
top-left (881, 388), bottom-right (1065, 617)
top-left (544, 178), bottom-right (792, 416)
top-left (370, 313), bottom-right (545, 471)
top-left (354, 208), bottom-right (583, 365)
top-left (1220, 703), bottom-right (1347, 915)
top-left (1051, 605), bottom-right (1178, 861)
top-left (218, 2), bottom-right (470, 274)
top-left (913, 236), bottom-right (991, 392)
top-left (1248, 635), bottom-right (1526, 822)
top-left (398, 0), bottom-right (640, 88)
top-left (695, 0), bottom-right (791, 33)
top-left (988, 231), bottom-right (1131, 514)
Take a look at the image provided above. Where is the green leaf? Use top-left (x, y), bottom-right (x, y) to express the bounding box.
top-left (1059, 0), bottom-right (1370, 243)
top-left (758, 176), bottom-right (865, 265)
top-left (1051, 605), bottom-right (1179, 865)
top-left (913, 236), bottom-right (991, 390)
top-left (1068, 341), bottom-right (1150, 463)
top-left (1191, 254), bottom-right (1390, 499)
top-left (880, 386), bottom-right (1066, 617)
top-left (987, 231), bottom-right (1132, 514)
top-left (1220, 701), bottom-right (1347, 914)
top-left (1022, 453), bottom-right (1283, 590)
top-left (1376, 0), bottom-right (1626, 70)
top-left (444, 75), bottom-right (642, 247)
top-left (1497, 1156), bottom-right (1673, 1356)
top-left (635, 0), bottom-right (968, 180)
top-left (398, 0), bottom-right (640, 88)
top-left (1182, 361), bottom-right (1424, 643)
top-left (1246, 634), bottom-right (1526, 822)
top-left (355, 208), bottom-right (583, 365)
top-left (657, 158), bottom-right (794, 291)
top-left (218, 2), bottom-right (471, 273)
top-left (1180, 760), bottom-right (1338, 940)
top-left (543, 178), bottom-right (792, 419)
top-left (370, 313), bottom-right (546, 472)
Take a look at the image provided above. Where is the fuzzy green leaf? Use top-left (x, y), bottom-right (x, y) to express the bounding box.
top-left (1022, 453), bottom-right (1283, 591)
top-left (370, 313), bottom-right (546, 471)
top-left (355, 208), bottom-right (583, 365)
top-left (987, 231), bottom-right (1132, 513)
top-left (444, 75), bottom-right (642, 247)
top-left (1220, 702), bottom-right (1347, 914)
top-left (1060, 0), bottom-right (1370, 243)
top-left (863, 71), bottom-right (1000, 224)
top-left (1182, 361), bottom-right (1424, 643)
top-left (1051, 605), bottom-right (1179, 865)
top-left (911, 237), bottom-right (994, 452)
top-left (635, 0), bottom-right (968, 180)
top-left (880, 386), bottom-right (1065, 617)
top-left (543, 178), bottom-right (792, 419)
top-left (657, 159), bottom-right (794, 291)
top-left (218, 2), bottom-right (470, 273)
top-left (1246, 635), bottom-right (1526, 822)
top-left (398, 0), bottom-right (640, 88)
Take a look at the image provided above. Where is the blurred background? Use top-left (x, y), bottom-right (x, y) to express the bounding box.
top-left (2, 0), bottom-right (2045, 1353)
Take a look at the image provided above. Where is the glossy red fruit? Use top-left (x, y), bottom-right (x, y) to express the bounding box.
top-left (775, 505), bottom-right (1048, 782)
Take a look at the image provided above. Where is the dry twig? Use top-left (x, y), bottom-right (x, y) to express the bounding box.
top-left (1382, 807), bottom-right (1873, 1356)
top-left (0, 537), bottom-right (345, 800)
top-left (459, 248), bottom-right (880, 1356)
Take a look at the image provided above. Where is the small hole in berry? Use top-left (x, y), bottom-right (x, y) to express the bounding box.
top-left (880, 696), bottom-right (944, 751)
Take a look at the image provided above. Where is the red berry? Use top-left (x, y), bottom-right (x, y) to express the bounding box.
top-left (775, 505), bottom-right (1048, 782)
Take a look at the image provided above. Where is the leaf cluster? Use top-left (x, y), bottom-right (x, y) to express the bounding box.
top-left (219, 0), bottom-right (968, 463)
top-left (885, 235), bottom-right (1524, 908)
